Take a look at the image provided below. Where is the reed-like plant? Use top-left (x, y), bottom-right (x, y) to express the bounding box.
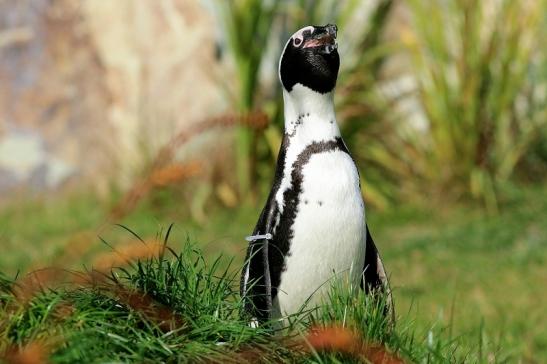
top-left (334, 0), bottom-right (397, 209)
top-left (393, 0), bottom-right (546, 210)
top-left (216, 0), bottom-right (280, 198)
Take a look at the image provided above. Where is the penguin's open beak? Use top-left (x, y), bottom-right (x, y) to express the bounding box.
top-left (303, 24), bottom-right (338, 54)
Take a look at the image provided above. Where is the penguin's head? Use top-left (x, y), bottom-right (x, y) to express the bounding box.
top-left (279, 24), bottom-right (340, 94)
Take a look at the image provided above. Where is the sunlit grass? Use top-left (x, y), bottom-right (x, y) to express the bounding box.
top-left (0, 236), bottom-right (515, 363)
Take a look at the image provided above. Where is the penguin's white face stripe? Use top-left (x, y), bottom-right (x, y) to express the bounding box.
top-left (291, 26), bottom-right (314, 46)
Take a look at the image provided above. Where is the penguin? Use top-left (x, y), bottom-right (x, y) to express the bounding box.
top-left (240, 24), bottom-right (392, 324)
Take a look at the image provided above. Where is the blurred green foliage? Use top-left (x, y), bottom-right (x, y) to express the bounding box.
top-left (218, 0), bottom-right (280, 198)
top-left (398, 0), bottom-right (546, 211)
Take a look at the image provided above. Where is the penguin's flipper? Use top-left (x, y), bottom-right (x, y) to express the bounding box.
top-left (240, 204), bottom-right (275, 323)
top-left (241, 136), bottom-right (289, 323)
top-left (362, 224), bottom-right (394, 319)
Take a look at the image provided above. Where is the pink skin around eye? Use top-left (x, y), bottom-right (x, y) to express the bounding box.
top-left (291, 25), bottom-right (314, 47)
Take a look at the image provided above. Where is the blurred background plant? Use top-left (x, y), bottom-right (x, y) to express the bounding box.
top-left (1, 0), bottom-right (547, 361)
top-left (216, 0), bottom-right (279, 199)
top-left (392, 0), bottom-right (546, 211)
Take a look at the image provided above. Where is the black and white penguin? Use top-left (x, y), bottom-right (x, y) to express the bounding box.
top-left (240, 24), bottom-right (392, 323)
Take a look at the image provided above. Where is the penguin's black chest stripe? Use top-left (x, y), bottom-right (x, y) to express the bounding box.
top-left (269, 137), bottom-right (349, 298)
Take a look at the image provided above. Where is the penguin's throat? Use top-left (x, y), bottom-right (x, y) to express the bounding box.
top-left (282, 85), bottom-right (338, 140)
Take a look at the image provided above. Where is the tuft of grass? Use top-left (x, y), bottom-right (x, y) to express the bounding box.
top-left (1, 243), bottom-right (287, 363)
top-left (0, 233), bottom-right (515, 363)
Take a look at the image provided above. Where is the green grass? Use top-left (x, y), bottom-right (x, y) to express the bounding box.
top-left (374, 185), bottom-right (547, 361)
top-left (0, 239), bottom-right (512, 363)
top-left (1, 185), bottom-right (546, 361)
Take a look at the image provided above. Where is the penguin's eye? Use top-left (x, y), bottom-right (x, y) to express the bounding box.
top-left (293, 37), bottom-right (303, 47)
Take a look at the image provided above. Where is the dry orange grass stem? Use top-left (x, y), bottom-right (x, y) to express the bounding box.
top-left (12, 239), bottom-right (165, 305)
top-left (225, 325), bottom-right (405, 364)
top-left (73, 268), bottom-right (185, 332)
top-left (100, 283), bottom-right (185, 332)
top-left (149, 163), bottom-right (202, 187)
top-left (109, 110), bottom-right (268, 220)
top-left (151, 110), bottom-right (269, 170)
top-left (11, 268), bottom-right (69, 304)
top-left (2, 341), bottom-right (50, 364)
top-left (109, 161), bottom-right (202, 220)
top-left (302, 326), bottom-right (404, 364)
top-left (91, 241), bottom-right (166, 272)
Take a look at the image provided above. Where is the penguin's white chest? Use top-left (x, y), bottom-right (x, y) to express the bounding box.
top-left (274, 150), bottom-right (366, 317)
